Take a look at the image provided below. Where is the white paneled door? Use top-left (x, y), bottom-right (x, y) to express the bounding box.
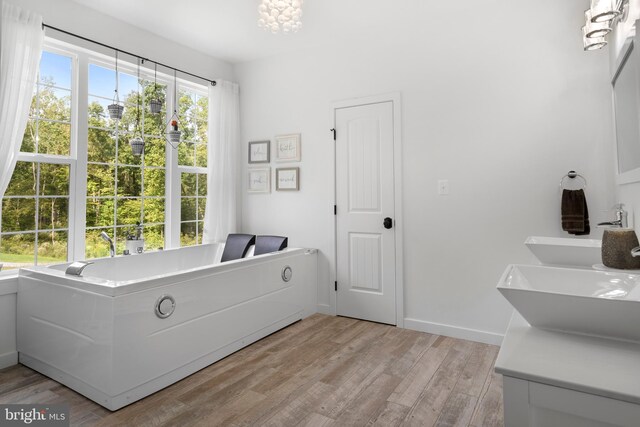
top-left (335, 101), bottom-right (396, 325)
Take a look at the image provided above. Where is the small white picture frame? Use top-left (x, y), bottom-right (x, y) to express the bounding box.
top-left (275, 134), bottom-right (301, 162)
top-left (276, 167), bottom-right (300, 191)
top-left (248, 167), bottom-right (271, 193)
top-left (248, 140), bottom-right (270, 164)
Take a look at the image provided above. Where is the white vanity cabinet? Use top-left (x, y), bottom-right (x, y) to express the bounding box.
top-left (502, 377), bottom-right (640, 427)
top-left (496, 314), bottom-right (640, 427)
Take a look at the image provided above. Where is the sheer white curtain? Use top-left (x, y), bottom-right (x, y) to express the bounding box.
top-left (0, 2), bottom-right (43, 197)
top-left (203, 80), bottom-right (239, 243)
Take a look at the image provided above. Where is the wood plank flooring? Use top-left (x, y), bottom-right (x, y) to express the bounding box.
top-left (0, 314), bottom-right (503, 426)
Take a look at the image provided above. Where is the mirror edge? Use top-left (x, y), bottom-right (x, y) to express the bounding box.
top-left (613, 32), bottom-right (640, 185)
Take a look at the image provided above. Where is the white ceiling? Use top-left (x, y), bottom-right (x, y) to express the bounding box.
top-left (70, 0), bottom-right (432, 64)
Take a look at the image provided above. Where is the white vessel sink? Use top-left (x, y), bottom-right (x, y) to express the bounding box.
top-left (498, 264), bottom-right (640, 343)
top-left (525, 236), bottom-right (601, 267)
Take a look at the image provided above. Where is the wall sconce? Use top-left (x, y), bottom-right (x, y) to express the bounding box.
top-left (582, 31), bottom-right (608, 51)
top-left (582, 0), bottom-right (629, 51)
top-left (584, 10), bottom-right (612, 38)
top-left (591, 0), bottom-right (621, 22)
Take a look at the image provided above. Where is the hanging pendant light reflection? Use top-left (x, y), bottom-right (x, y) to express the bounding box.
top-left (149, 62), bottom-right (162, 115)
top-left (130, 58), bottom-right (145, 156)
top-left (129, 136), bottom-right (145, 156)
top-left (165, 69), bottom-right (181, 149)
top-left (107, 50), bottom-right (124, 120)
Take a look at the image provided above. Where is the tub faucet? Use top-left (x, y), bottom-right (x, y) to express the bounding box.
top-left (597, 204), bottom-right (628, 228)
top-left (100, 231), bottom-right (115, 257)
top-left (65, 261), bottom-right (94, 276)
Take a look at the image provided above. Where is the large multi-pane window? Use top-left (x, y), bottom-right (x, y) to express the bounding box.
top-left (178, 86), bottom-right (208, 246)
top-left (0, 40), bottom-right (210, 271)
top-left (85, 62), bottom-right (167, 257)
top-left (0, 50), bottom-right (74, 270)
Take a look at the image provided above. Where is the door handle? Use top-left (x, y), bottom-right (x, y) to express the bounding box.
top-left (383, 217), bottom-right (393, 229)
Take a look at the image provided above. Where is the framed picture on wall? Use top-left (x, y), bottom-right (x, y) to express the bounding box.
top-left (276, 167), bottom-right (299, 191)
top-left (248, 167), bottom-right (271, 193)
top-left (275, 134), bottom-right (301, 162)
top-left (248, 140), bottom-right (270, 163)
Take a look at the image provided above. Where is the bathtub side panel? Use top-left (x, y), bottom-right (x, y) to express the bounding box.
top-left (0, 291), bottom-right (17, 369)
top-left (111, 251), bottom-right (315, 396)
top-left (17, 276), bottom-right (114, 392)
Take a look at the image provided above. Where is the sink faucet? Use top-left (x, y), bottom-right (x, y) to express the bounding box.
top-left (100, 231), bottom-right (115, 257)
top-left (597, 204), bottom-right (628, 228)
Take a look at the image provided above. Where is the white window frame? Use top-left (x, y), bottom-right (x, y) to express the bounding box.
top-left (1, 37), bottom-right (211, 269)
top-left (175, 82), bottom-right (209, 247)
top-left (0, 43), bottom-right (78, 267)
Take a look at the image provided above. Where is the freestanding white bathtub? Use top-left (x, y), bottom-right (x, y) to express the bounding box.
top-left (17, 244), bottom-right (317, 410)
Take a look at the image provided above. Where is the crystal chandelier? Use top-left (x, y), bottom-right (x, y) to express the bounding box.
top-left (257, 0), bottom-right (303, 34)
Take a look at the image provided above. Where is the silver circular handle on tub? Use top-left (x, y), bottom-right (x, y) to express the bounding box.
top-left (155, 295), bottom-right (176, 319)
top-left (282, 265), bottom-right (293, 282)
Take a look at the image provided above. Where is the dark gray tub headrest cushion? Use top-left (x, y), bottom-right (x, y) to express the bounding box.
top-left (221, 234), bottom-right (256, 262)
top-left (254, 235), bottom-right (288, 256)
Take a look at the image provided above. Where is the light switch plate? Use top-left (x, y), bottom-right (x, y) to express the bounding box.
top-left (438, 179), bottom-right (449, 195)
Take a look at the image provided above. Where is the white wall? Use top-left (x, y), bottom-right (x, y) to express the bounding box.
top-left (235, 0), bottom-right (615, 343)
top-left (12, 0), bottom-right (234, 82)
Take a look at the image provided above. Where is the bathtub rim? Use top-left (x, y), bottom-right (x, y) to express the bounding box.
top-left (19, 247), bottom-right (313, 297)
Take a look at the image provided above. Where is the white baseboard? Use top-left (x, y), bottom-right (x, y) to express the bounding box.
top-left (316, 304), bottom-right (334, 315)
top-left (0, 351), bottom-right (18, 369)
top-left (404, 318), bottom-right (504, 346)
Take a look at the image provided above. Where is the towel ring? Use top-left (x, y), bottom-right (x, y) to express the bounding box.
top-left (559, 171), bottom-right (587, 189)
